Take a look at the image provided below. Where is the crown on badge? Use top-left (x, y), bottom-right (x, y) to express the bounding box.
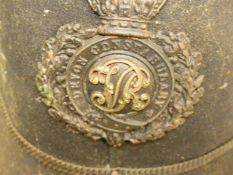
top-left (88, 0), bottom-right (167, 38)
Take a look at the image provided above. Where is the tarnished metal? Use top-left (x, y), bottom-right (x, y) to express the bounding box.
top-left (36, 0), bottom-right (204, 147)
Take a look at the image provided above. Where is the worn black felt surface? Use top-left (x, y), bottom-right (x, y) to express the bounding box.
top-left (0, 0), bottom-right (232, 174)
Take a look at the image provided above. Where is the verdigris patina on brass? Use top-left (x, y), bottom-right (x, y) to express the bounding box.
top-left (36, 0), bottom-right (204, 147)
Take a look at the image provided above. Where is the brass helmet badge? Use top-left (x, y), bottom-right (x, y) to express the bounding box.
top-left (37, 0), bottom-right (205, 147)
